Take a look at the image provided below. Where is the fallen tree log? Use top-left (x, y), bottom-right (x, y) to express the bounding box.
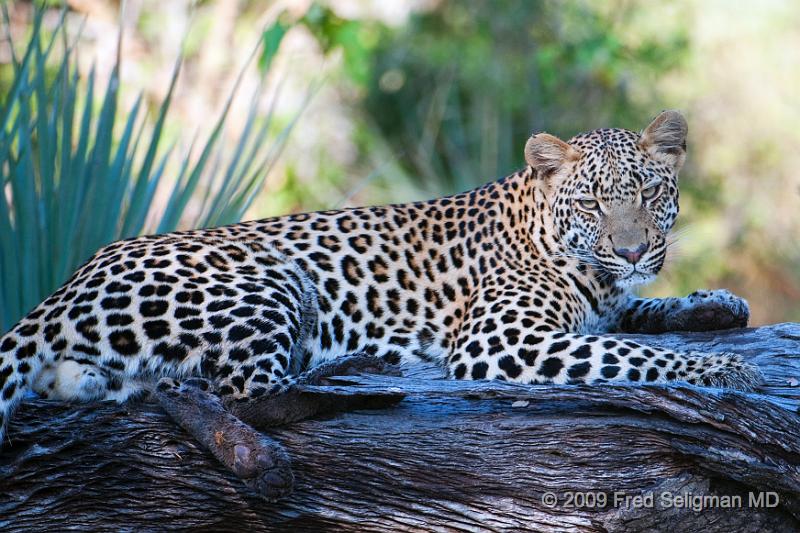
top-left (1, 323), bottom-right (799, 532)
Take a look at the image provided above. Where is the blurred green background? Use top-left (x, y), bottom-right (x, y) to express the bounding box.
top-left (1, 0), bottom-right (798, 328)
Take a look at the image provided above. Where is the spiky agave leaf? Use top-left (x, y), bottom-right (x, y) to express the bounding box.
top-left (0, 8), bottom-right (298, 331)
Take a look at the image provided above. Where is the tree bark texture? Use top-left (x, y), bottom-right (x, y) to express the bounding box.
top-left (1, 323), bottom-right (799, 532)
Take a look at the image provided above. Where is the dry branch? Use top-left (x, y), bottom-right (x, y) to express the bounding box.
top-left (2, 323), bottom-right (800, 532)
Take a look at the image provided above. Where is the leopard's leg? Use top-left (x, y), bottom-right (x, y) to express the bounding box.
top-left (207, 254), bottom-right (319, 405)
top-left (158, 245), bottom-right (319, 429)
top-left (616, 290), bottom-right (750, 334)
top-left (32, 355), bottom-right (146, 403)
top-left (147, 254), bottom-right (317, 498)
top-left (451, 288), bottom-right (762, 390)
top-left (32, 359), bottom-right (109, 401)
top-left (451, 329), bottom-right (761, 389)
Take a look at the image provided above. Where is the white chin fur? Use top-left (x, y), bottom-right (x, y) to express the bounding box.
top-left (615, 272), bottom-right (656, 288)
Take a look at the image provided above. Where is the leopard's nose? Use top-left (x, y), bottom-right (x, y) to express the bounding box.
top-left (613, 242), bottom-right (648, 264)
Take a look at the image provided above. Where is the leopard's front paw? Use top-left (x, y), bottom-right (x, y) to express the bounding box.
top-left (298, 353), bottom-right (402, 385)
top-left (688, 352), bottom-right (763, 391)
top-left (670, 289), bottom-right (750, 332)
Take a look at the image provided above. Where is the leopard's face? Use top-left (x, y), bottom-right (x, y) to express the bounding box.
top-left (555, 128), bottom-right (682, 287)
top-left (525, 111), bottom-right (687, 288)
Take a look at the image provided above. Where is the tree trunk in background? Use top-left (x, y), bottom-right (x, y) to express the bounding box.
top-left (2, 323), bottom-right (800, 532)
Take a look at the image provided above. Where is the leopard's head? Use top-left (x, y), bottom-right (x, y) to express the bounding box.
top-left (525, 111), bottom-right (687, 287)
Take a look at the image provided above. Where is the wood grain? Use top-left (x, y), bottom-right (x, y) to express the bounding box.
top-left (2, 323), bottom-right (799, 532)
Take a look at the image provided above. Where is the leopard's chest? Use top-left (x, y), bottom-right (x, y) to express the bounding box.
top-left (561, 271), bottom-right (629, 335)
top-left (576, 307), bottom-right (620, 334)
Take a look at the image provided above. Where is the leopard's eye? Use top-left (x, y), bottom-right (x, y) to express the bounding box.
top-left (642, 183), bottom-right (662, 201)
top-left (576, 198), bottom-right (600, 213)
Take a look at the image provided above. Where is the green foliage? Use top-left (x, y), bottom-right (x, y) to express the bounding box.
top-left (301, 3), bottom-right (371, 86)
top-left (278, 2), bottom-right (375, 88)
top-left (259, 18), bottom-right (288, 74)
top-left (0, 9), bottom-right (294, 331)
top-left (362, 0), bottom-right (689, 194)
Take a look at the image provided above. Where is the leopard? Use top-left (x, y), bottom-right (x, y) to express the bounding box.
top-left (0, 110), bottom-right (762, 443)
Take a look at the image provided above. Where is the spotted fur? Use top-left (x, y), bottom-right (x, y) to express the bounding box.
top-left (0, 111), bottom-right (762, 441)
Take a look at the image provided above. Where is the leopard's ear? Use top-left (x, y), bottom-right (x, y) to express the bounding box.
top-left (639, 110), bottom-right (688, 171)
top-left (524, 133), bottom-right (580, 177)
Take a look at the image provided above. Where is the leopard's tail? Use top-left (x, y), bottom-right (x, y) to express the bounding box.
top-left (0, 310), bottom-right (52, 444)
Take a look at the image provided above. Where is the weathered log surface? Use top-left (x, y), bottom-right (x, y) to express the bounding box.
top-left (1, 323), bottom-right (800, 532)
